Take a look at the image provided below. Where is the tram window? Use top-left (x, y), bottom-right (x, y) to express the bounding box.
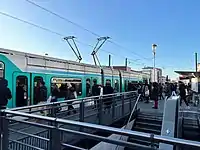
top-left (16, 76), bottom-right (28, 107)
top-left (51, 77), bottom-right (82, 97)
top-left (33, 76), bottom-right (43, 105)
top-left (114, 79), bottom-right (119, 92)
top-left (0, 61), bottom-right (5, 78)
top-left (86, 78), bottom-right (91, 96)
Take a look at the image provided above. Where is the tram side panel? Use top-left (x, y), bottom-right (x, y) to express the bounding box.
top-left (0, 54), bottom-right (23, 108)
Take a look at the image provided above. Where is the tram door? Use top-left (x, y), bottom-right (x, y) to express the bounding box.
top-left (13, 72), bottom-right (30, 108)
top-left (31, 74), bottom-right (46, 105)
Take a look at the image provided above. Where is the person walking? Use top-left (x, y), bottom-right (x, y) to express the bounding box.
top-left (171, 83), bottom-right (177, 96)
top-left (158, 83), bottom-right (164, 100)
top-left (179, 82), bottom-right (190, 109)
top-left (152, 82), bottom-right (159, 109)
top-left (66, 83), bottom-right (77, 115)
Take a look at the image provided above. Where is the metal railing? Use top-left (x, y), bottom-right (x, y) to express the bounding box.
top-left (1, 91), bottom-right (139, 150)
top-left (10, 91), bottom-right (138, 124)
top-left (1, 108), bottom-right (200, 150)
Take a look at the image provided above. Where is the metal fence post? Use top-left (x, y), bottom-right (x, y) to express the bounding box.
top-left (79, 100), bottom-right (84, 122)
top-left (112, 96), bottom-right (116, 121)
top-left (122, 94), bottom-right (125, 117)
top-left (99, 96), bottom-right (103, 125)
top-left (129, 93), bottom-right (132, 112)
top-left (0, 109), bottom-right (8, 150)
top-left (49, 121), bottom-right (61, 150)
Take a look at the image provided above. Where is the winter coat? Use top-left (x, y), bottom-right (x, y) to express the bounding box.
top-left (0, 78), bottom-right (12, 107)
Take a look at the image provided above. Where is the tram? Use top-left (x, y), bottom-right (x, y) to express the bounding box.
top-left (0, 48), bottom-right (150, 108)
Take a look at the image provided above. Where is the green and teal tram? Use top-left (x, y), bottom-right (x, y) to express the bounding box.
top-left (0, 48), bottom-right (149, 108)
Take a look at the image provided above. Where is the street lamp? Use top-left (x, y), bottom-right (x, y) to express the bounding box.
top-left (152, 44), bottom-right (157, 82)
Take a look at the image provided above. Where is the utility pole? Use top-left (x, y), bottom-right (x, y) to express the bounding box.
top-left (152, 44), bottom-right (157, 82)
top-left (108, 54), bottom-right (111, 67)
top-left (195, 52), bottom-right (198, 72)
top-left (125, 58), bottom-right (128, 70)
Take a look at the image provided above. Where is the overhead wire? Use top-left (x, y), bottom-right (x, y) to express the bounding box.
top-left (25, 0), bottom-right (152, 62)
top-left (0, 11), bottom-right (144, 66)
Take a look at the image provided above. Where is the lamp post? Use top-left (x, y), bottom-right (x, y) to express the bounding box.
top-left (152, 44), bottom-right (157, 82)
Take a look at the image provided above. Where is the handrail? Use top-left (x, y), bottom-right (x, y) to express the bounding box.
top-left (10, 91), bottom-right (137, 111)
top-left (3, 109), bottom-right (200, 148)
top-left (127, 94), bottom-right (141, 124)
top-left (179, 110), bottom-right (200, 114)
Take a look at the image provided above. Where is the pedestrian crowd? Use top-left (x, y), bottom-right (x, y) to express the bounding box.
top-left (0, 77), bottom-right (192, 114)
top-left (137, 81), bottom-right (191, 109)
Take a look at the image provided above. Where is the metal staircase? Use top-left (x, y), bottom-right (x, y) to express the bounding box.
top-left (181, 117), bottom-right (200, 150)
top-left (125, 111), bottom-right (163, 150)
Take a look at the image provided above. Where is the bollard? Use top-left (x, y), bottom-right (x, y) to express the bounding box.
top-left (79, 100), bottom-right (84, 122)
top-left (122, 94), bottom-right (125, 116)
top-left (129, 94), bottom-right (132, 112)
top-left (0, 108), bottom-right (8, 150)
top-left (49, 121), bottom-right (61, 150)
top-left (112, 97), bottom-right (115, 121)
top-left (99, 96), bottom-right (103, 125)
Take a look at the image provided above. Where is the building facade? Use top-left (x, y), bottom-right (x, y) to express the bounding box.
top-left (142, 67), bottom-right (162, 83)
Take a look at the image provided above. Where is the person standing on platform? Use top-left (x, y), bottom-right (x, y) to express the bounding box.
top-left (92, 79), bottom-right (101, 108)
top-left (38, 81), bottom-right (47, 115)
top-left (138, 82), bottom-right (143, 101)
top-left (103, 81), bottom-right (114, 113)
top-left (158, 83), bottom-right (164, 100)
top-left (165, 82), bottom-right (172, 100)
top-left (0, 78), bottom-right (12, 109)
top-left (16, 82), bottom-right (25, 107)
top-left (144, 81), bottom-right (150, 103)
top-left (179, 82), bottom-right (190, 109)
top-left (152, 82), bottom-right (159, 109)
top-left (171, 83), bottom-right (177, 96)
top-left (51, 84), bottom-right (60, 113)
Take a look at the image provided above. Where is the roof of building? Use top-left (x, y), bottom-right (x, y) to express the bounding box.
top-left (142, 66), bottom-right (162, 70)
top-left (174, 71), bottom-right (200, 78)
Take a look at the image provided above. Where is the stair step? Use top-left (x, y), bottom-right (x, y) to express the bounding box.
top-left (183, 125), bottom-right (199, 131)
top-left (136, 121), bottom-right (162, 129)
top-left (139, 112), bottom-right (163, 118)
top-left (136, 117), bottom-right (162, 124)
top-left (129, 137), bottom-right (159, 147)
top-left (134, 126), bottom-right (161, 135)
top-left (124, 142), bottom-right (154, 150)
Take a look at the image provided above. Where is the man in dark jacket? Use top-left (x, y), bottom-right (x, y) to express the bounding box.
top-left (103, 81), bottom-right (114, 112)
top-left (92, 79), bottom-right (100, 108)
top-left (38, 81), bottom-right (47, 115)
top-left (39, 81), bottom-right (47, 103)
top-left (179, 82), bottom-right (189, 108)
top-left (152, 82), bottom-right (159, 109)
top-left (0, 78), bottom-right (12, 109)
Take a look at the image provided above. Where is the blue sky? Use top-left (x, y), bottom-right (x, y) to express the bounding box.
top-left (0, 0), bottom-right (199, 79)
